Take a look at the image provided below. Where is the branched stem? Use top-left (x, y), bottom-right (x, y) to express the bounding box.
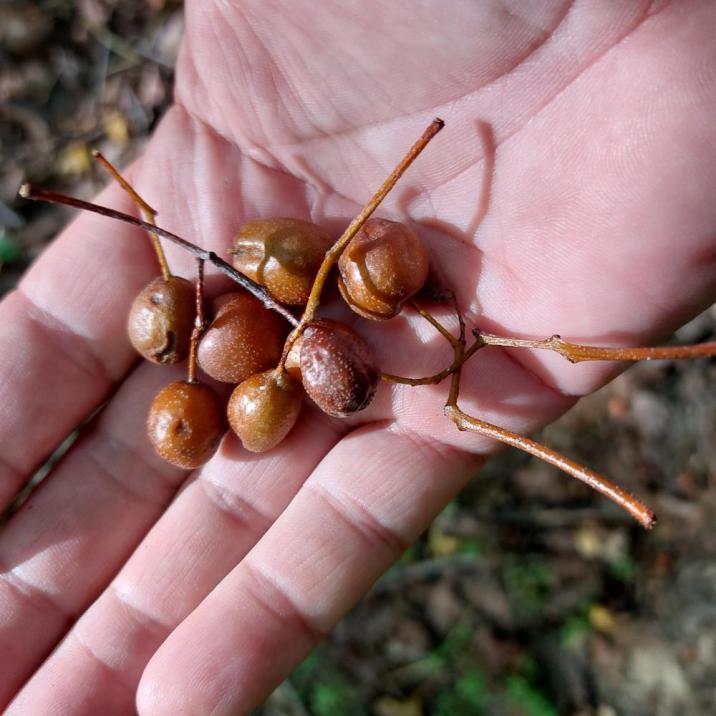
top-left (477, 332), bottom-right (716, 363)
top-left (276, 118), bottom-right (445, 373)
top-left (381, 296), bottom-right (477, 385)
top-left (409, 298), bottom-right (459, 347)
top-left (20, 131), bottom-right (664, 529)
top-left (18, 183), bottom-right (299, 327)
top-left (92, 150), bottom-right (171, 280)
top-left (436, 316), bottom-right (656, 529)
top-left (381, 338), bottom-right (482, 386)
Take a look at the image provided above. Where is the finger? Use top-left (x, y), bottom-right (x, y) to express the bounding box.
top-left (6, 410), bottom-right (345, 716)
top-left (0, 360), bottom-right (187, 708)
top-left (0, 182), bottom-right (156, 509)
top-left (136, 427), bottom-right (482, 715)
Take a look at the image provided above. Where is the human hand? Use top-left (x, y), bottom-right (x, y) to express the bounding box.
top-left (3, 1), bottom-right (716, 713)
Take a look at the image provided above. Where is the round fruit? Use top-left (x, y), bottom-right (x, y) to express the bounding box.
top-left (231, 217), bottom-right (333, 305)
top-left (299, 320), bottom-right (379, 417)
top-left (128, 275), bottom-right (195, 364)
top-left (227, 370), bottom-right (302, 453)
top-left (197, 291), bottom-right (287, 383)
top-left (147, 380), bottom-right (225, 468)
top-left (337, 218), bottom-right (429, 319)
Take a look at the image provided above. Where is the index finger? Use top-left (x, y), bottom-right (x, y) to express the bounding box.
top-left (0, 179), bottom-right (157, 509)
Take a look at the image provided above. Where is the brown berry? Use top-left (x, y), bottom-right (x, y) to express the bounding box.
top-left (128, 275), bottom-right (195, 364)
top-left (147, 381), bottom-right (226, 468)
top-left (227, 370), bottom-right (302, 453)
top-left (337, 218), bottom-right (429, 319)
top-left (197, 291), bottom-right (287, 383)
top-left (299, 320), bottom-right (379, 417)
top-left (231, 218), bottom-right (333, 305)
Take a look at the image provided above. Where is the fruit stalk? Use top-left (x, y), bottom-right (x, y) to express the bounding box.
top-left (18, 183), bottom-right (299, 327)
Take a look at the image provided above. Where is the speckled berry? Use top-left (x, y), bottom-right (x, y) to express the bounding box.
top-left (338, 218), bottom-right (429, 319)
top-left (227, 370), bottom-right (302, 452)
top-left (197, 291), bottom-right (287, 383)
top-left (147, 380), bottom-right (225, 468)
top-left (298, 320), bottom-right (379, 417)
top-left (128, 275), bottom-right (195, 364)
top-left (231, 218), bottom-right (333, 305)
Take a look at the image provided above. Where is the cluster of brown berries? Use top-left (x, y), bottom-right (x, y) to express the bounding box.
top-left (133, 217), bottom-right (428, 468)
top-left (25, 120), bottom-right (683, 528)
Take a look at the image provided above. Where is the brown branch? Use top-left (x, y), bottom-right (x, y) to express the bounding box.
top-left (187, 258), bottom-right (205, 384)
top-left (409, 298), bottom-right (460, 347)
top-left (381, 297), bottom-right (480, 385)
top-left (477, 332), bottom-right (716, 363)
top-left (381, 338), bottom-right (482, 385)
top-left (18, 183), bottom-right (299, 327)
top-left (92, 150), bottom-right (172, 281)
top-left (443, 404), bottom-right (655, 529)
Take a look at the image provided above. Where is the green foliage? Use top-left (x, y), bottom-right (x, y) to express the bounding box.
top-left (310, 676), bottom-right (363, 716)
top-left (560, 614), bottom-right (591, 647)
top-left (505, 676), bottom-right (557, 716)
top-left (419, 621), bottom-right (474, 676)
top-left (456, 670), bottom-right (490, 709)
top-left (428, 624), bottom-right (491, 715)
top-left (431, 668), bottom-right (489, 715)
top-left (458, 537), bottom-right (484, 556)
top-left (293, 652), bottom-right (365, 716)
top-left (504, 559), bottom-right (553, 616)
top-left (608, 553), bottom-right (637, 583)
top-left (434, 621), bottom-right (474, 665)
top-left (292, 650), bottom-right (320, 692)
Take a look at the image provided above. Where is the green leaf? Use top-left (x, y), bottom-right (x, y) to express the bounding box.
top-left (456, 670), bottom-right (489, 708)
top-left (608, 553), bottom-right (637, 583)
top-left (310, 677), bottom-right (362, 716)
top-left (505, 676), bottom-right (557, 716)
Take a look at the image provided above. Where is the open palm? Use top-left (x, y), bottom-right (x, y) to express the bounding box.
top-left (3, 1), bottom-right (716, 713)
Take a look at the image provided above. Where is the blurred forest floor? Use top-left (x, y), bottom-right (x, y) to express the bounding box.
top-left (2, 3), bottom-right (716, 715)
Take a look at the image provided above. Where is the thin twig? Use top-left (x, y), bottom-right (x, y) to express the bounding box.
top-left (92, 150), bottom-right (171, 280)
top-left (381, 338), bottom-right (482, 385)
top-left (276, 118), bottom-right (445, 373)
top-left (477, 331), bottom-right (716, 363)
top-left (18, 183), bottom-right (299, 327)
top-left (444, 404), bottom-right (655, 529)
top-left (187, 258), bottom-right (205, 384)
top-left (381, 297), bottom-right (481, 384)
top-left (409, 298), bottom-right (459, 347)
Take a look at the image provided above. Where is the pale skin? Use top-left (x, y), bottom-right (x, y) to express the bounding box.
top-left (2, 1), bottom-right (716, 713)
